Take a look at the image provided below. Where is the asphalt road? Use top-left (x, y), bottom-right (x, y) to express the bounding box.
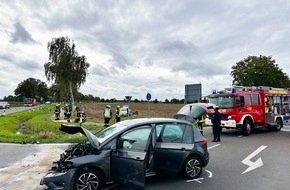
top-left (1, 126), bottom-right (290, 190)
top-left (1, 105), bottom-right (45, 115)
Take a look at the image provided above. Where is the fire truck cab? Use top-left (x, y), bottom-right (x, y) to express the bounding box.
top-left (205, 86), bottom-right (290, 136)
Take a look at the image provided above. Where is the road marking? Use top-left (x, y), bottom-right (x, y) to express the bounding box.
top-left (186, 177), bottom-right (204, 183)
top-left (208, 144), bottom-right (221, 150)
top-left (281, 128), bottom-right (290, 132)
top-left (241, 145), bottom-right (267, 174)
top-left (186, 170), bottom-right (213, 183)
top-left (205, 170), bottom-right (212, 178)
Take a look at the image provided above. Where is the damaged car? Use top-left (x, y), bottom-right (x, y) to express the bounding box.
top-left (40, 115), bottom-right (209, 190)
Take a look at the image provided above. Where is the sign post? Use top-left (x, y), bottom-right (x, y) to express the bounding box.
top-left (125, 96), bottom-right (132, 118)
top-left (146, 93), bottom-right (151, 117)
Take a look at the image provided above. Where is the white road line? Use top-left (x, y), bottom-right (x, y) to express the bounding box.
top-left (208, 144), bottom-right (221, 150)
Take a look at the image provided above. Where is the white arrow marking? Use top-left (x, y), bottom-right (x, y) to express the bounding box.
top-left (186, 177), bottom-right (204, 183)
top-left (241, 145), bottom-right (267, 174)
top-left (205, 170), bottom-right (212, 178)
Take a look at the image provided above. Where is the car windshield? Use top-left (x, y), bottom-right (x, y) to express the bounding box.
top-left (95, 123), bottom-right (125, 143)
top-left (208, 95), bottom-right (234, 108)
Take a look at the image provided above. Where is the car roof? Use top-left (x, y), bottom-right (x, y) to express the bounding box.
top-left (117, 117), bottom-right (192, 128)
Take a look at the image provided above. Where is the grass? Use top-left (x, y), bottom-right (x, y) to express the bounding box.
top-left (0, 102), bottom-right (184, 143)
top-left (0, 105), bottom-right (104, 143)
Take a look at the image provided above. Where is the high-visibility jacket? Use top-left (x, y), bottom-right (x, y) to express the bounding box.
top-left (116, 108), bottom-right (122, 117)
top-left (104, 108), bottom-right (112, 118)
top-left (194, 115), bottom-right (206, 127)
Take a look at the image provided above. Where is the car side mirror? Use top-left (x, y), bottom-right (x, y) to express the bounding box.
top-left (117, 139), bottom-right (124, 149)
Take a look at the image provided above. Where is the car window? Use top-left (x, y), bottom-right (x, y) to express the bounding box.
top-left (183, 125), bottom-right (193, 143)
top-left (155, 124), bottom-right (163, 138)
top-left (118, 126), bottom-right (151, 152)
top-left (160, 124), bottom-right (185, 143)
top-left (103, 138), bottom-right (117, 150)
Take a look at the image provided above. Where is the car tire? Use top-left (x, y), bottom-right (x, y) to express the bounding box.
top-left (74, 168), bottom-right (103, 190)
top-left (242, 119), bottom-right (252, 136)
top-left (182, 156), bottom-right (203, 179)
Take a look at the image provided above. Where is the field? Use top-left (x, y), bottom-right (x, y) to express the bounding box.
top-left (80, 102), bottom-right (184, 122)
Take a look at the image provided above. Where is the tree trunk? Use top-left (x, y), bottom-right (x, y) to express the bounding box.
top-left (69, 81), bottom-right (75, 112)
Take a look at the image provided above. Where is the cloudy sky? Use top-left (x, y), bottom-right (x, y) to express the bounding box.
top-left (1, 0), bottom-right (290, 101)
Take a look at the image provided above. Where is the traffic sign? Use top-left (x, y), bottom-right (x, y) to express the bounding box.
top-left (146, 93), bottom-right (151, 101)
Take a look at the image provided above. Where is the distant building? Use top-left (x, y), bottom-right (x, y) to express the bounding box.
top-left (184, 83), bottom-right (202, 104)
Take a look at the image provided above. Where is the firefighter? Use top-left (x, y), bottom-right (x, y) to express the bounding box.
top-left (115, 105), bottom-right (122, 122)
top-left (195, 114), bottom-right (205, 135)
top-left (75, 106), bottom-right (86, 123)
top-left (103, 105), bottom-right (112, 127)
top-left (63, 103), bottom-right (72, 123)
top-left (211, 106), bottom-right (222, 142)
top-left (54, 104), bottom-right (60, 120)
top-left (75, 106), bottom-right (81, 123)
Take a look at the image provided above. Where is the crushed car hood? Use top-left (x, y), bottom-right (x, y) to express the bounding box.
top-left (60, 124), bottom-right (100, 149)
top-left (174, 103), bottom-right (215, 122)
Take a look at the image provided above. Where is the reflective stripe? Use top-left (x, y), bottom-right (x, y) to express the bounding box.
top-left (104, 108), bottom-right (111, 118)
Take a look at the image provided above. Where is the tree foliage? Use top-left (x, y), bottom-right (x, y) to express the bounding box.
top-left (14, 78), bottom-right (49, 101)
top-left (231, 55), bottom-right (290, 87)
top-left (44, 36), bottom-right (90, 107)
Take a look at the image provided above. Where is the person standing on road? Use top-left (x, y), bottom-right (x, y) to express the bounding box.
top-left (103, 105), bottom-right (112, 127)
top-left (115, 105), bottom-right (122, 122)
top-left (195, 114), bottom-right (206, 135)
top-left (211, 106), bottom-right (222, 142)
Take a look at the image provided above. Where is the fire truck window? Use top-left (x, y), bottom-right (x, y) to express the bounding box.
top-left (245, 94), bottom-right (251, 105)
top-left (235, 97), bottom-right (241, 107)
top-left (253, 94), bottom-right (260, 105)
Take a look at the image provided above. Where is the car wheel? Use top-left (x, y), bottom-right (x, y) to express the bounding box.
top-left (274, 117), bottom-right (283, 131)
top-left (242, 119), bottom-right (252, 136)
top-left (182, 156), bottom-right (203, 179)
top-left (74, 169), bottom-right (103, 190)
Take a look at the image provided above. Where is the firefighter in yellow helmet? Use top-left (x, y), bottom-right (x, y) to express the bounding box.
top-left (103, 105), bottom-right (112, 127)
top-left (115, 105), bottom-right (122, 122)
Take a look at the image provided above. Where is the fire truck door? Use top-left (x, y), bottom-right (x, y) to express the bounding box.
top-left (251, 94), bottom-right (264, 122)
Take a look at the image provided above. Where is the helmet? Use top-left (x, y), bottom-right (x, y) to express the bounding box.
top-left (106, 105), bottom-right (111, 108)
top-left (117, 105), bottom-right (120, 108)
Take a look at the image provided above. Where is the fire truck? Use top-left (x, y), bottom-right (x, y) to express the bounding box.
top-left (205, 86), bottom-right (290, 136)
top-left (24, 98), bottom-right (37, 107)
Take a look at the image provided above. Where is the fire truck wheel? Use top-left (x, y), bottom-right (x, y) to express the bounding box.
top-left (242, 119), bottom-right (252, 136)
top-left (274, 118), bottom-right (283, 131)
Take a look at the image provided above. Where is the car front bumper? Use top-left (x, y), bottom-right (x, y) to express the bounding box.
top-left (40, 168), bottom-right (77, 190)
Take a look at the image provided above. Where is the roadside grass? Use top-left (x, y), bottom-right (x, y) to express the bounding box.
top-left (0, 102), bottom-right (184, 144)
top-left (0, 105), bottom-right (104, 144)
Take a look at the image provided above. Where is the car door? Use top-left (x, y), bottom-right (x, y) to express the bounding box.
top-left (111, 126), bottom-right (152, 190)
top-left (153, 123), bottom-right (194, 176)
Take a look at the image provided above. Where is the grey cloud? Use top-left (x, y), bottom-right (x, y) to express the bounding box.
top-left (158, 40), bottom-right (199, 56)
top-left (20, 60), bottom-right (42, 71)
top-left (90, 64), bottom-right (111, 77)
top-left (10, 21), bottom-right (36, 44)
top-left (158, 76), bottom-right (171, 83)
top-left (0, 53), bottom-right (14, 62)
top-left (172, 61), bottom-right (226, 76)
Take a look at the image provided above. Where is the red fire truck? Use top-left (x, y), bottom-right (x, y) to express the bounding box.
top-left (24, 98), bottom-right (37, 107)
top-left (205, 86), bottom-right (290, 135)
